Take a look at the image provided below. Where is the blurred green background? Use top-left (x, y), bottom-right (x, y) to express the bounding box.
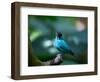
top-left (28, 15), bottom-right (88, 66)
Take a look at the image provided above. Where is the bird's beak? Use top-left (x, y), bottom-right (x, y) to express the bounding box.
top-left (56, 32), bottom-right (58, 36)
top-left (56, 32), bottom-right (60, 35)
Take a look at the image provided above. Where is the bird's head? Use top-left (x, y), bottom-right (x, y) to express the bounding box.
top-left (56, 32), bottom-right (62, 38)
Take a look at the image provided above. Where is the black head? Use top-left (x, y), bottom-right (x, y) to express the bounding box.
top-left (56, 32), bottom-right (62, 38)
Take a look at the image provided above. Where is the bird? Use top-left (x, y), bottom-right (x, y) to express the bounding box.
top-left (53, 32), bottom-right (74, 56)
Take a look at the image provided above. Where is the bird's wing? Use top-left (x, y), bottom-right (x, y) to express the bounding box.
top-left (58, 40), bottom-right (70, 50)
top-left (59, 40), bottom-right (74, 55)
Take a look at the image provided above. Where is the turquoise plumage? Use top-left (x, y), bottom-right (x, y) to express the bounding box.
top-left (53, 32), bottom-right (74, 55)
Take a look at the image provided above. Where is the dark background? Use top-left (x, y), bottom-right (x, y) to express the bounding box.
top-left (28, 15), bottom-right (88, 66)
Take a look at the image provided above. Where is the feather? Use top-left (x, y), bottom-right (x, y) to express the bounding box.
top-left (53, 33), bottom-right (74, 56)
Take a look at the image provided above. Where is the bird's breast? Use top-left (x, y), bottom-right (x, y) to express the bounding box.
top-left (53, 39), bottom-right (61, 48)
